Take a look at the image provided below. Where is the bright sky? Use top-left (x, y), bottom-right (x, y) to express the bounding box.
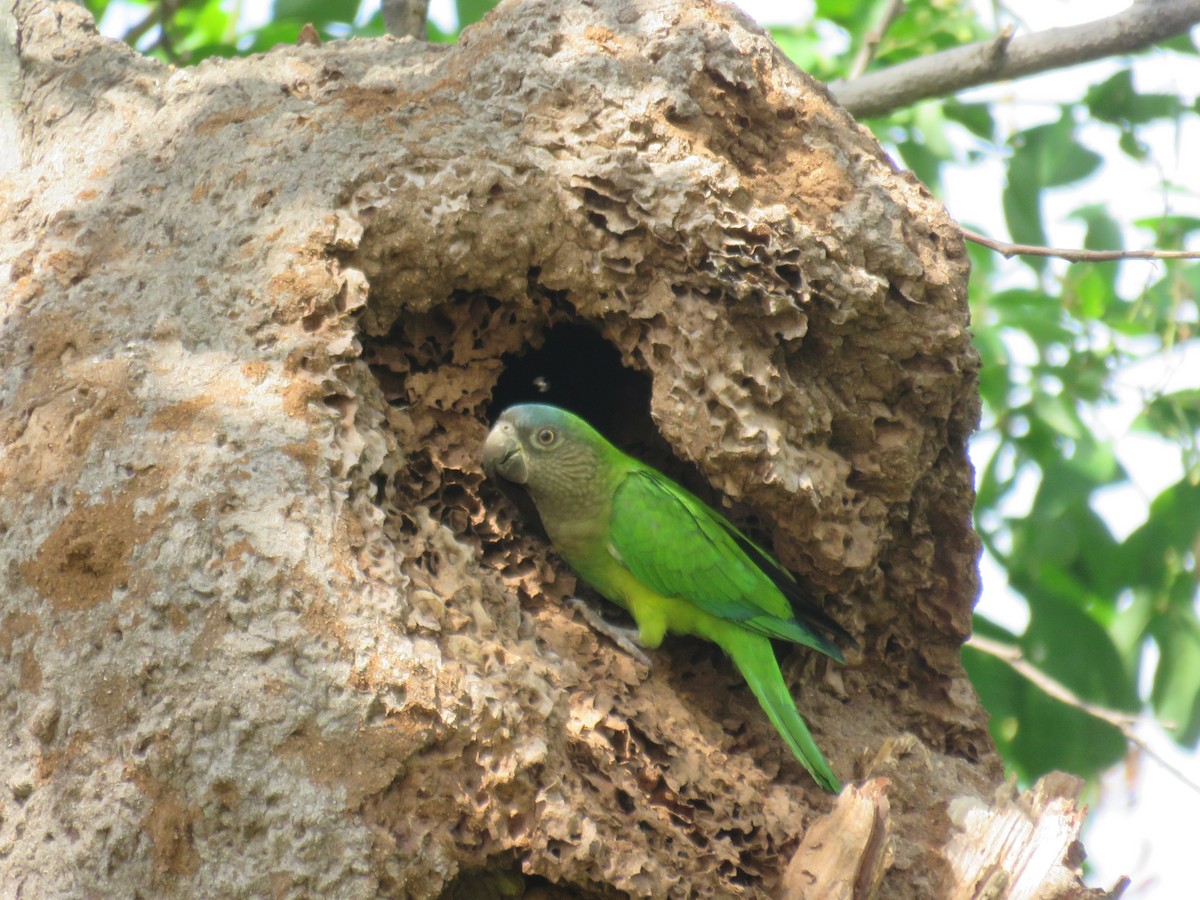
top-left (95, 0), bottom-right (1200, 894)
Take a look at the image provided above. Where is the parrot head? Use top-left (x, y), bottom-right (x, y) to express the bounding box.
top-left (482, 404), bottom-right (608, 498)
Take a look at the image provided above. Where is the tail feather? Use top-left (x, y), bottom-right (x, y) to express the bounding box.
top-left (726, 633), bottom-right (841, 793)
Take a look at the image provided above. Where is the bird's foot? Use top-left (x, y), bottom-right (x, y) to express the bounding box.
top-left (567, 596), bottom-right (653, 672)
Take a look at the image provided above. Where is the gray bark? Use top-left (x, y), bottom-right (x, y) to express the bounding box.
top-left (0, 0), bottom-right (1113, 896)
top-left (832, 0), bottom-right (1200, 119)
top-left (382, 0), bottom-right (429, 40)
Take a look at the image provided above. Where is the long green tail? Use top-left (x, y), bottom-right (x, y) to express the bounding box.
top-left (725, 631), bottom-right (841, 793)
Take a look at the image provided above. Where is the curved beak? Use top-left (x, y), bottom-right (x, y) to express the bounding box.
top-left (482, 419), bottom-right (528, 484)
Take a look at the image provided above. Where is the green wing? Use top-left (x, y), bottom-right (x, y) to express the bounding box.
top-left (608, 466), bottom-right (847, 661)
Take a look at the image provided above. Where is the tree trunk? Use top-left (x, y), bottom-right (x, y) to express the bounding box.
top-left (0, 0), bottom-right (1116, 896)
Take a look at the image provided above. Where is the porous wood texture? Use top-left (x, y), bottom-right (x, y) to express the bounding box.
top-left (0, 0), bottom-right (1105, 896)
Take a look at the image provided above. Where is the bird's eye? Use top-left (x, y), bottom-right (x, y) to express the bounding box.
top-left (535, 427), bottom-right (557, 446)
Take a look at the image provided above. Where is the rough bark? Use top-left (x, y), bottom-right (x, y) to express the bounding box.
top-left (0, 0), bottom-right (1112, 897)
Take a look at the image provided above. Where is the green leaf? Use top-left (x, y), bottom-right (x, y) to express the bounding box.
top-left (989, 289), bottom-right (1074, 343)
top-left (1086, 70), bottom-right (1137, 123)
top-left (1150, 610), bottom-right (1200, 745)
top-left (273, 0), bottom-right (360, 24)
top-left (1067, 435), bottom-right (1121, 484)
top-left (1123, 480), bottom-right (1200, 592)
top-left (1110, 588), bottom-right (1156, 662)
top-left (1004, 114), bottom-right (1104, 257)
top-left (1042, 121), bottom-right (1103, 187)
top-left (1117, 129), bottom-right (1149, 160)
top-left (895, 136), bottom-right (944, 191)
top-left (1086, 69), bottom-right (1183, 125)
top-left (1136, 389), bottom-right (1200, 443)
top-left (814, 0), bottom-right (865, 26)
top-left (1069, 204), bottom-right (1122, 252)
top-left (866, 0), bottom-right (988, 68)
top-left (1065, 266), bottom-right (1118, 321)
top-left (1020, 593), bottom-right (1135, 771)
top-left (1003, 153), bottom-right (1046, 254)
top-left (962, 650), bottom-right (1022, 769)
top-left (175, 0), bottom-right (237, 48)
top-left (944, 100), bottom-right (995, 141)
top-left (962, 619), bottom-right (1026, 773)
top-left (972, 326), bottom-right (1012, 414)
top-left (769, 26), bottom-right (839, 80)
top-left (1012, 667), bottom-right (1127, 781)
top-left (1134, 214), bottom-right (1200, 247)
top-left (457, 0), bottom-right (498, 29)
top-left (82, 0), bottom-right (115, 23)
top-left (1031, 392), bottom-right (1082, 440)
top-left (1133, 265), bottom-right (1200, 336)
top-left (1161, 33), bottom-right (1200, 55)
top-left (965, 611), bottom-right (1131, 782)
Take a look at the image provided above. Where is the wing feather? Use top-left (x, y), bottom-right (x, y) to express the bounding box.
top-left (609, 467), bottom-right (847, 659)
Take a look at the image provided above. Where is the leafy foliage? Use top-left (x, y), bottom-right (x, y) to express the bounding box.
top-left (831, 3), bottom-right (1200, 783)
top-left (86, 0), bottom-right (1200, 787)
top-left (81, 0), bottom-right (369, 62)
top-left (82, 0), bottom-right (502, 62)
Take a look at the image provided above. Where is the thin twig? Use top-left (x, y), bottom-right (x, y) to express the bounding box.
top-left (152, 0), bottom-right (182, 64)
top-left (121, 8), bottom-right (160, 49)
top-left (831, 0), bottom-right (1200, 119)
top-left (968, 634), bottom-right (1140, 728)
top-left (847, 0), bottom-right (907, 80)
top-left (962, 227), bottom-right (1200, 263)
top-left (967, 633), bottom-right (1200, 795)
top-left (985, 24), bottom-right (1015, 66)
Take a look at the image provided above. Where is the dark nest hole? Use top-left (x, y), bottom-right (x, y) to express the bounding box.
top-left (436, 863), bottom-right (620, 900)
top-left (362, 303), bottom-right (707, 534)
top-left (360, 302), bottom-right (687, 555)
top-left (360, 299), bottom-right (835, 650)
top-left (483, 323), bottom-right (755, 561)
top-left (361, 302), bottom-right (724, 615)
top-left (488, 322), bottom-right (671, 464)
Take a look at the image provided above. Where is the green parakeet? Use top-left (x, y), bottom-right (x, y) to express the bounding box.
top-left (482, 403), bottom-right (850, 792)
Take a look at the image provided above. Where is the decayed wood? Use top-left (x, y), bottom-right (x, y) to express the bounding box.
top-left (944, 773), bottom-right (1128, 900)
top-left (781, 778), bottom-right (893, 899)
top-left (0, 0), bottom-right (1109, 896)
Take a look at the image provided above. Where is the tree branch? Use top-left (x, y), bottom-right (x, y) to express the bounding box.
top-left (382, 0), bottom-right (430, 39)
top-left (830, 0), bottom-right (1200, 119)
top-left (962, 227), bottom-right (1200, 262)
top-left (847, 0), bottom-right (906, 80)
top-left (152, 0), bottom-right (182, 64)
top-left (967, 634), bottom-right (1200, 795)
top-left (120, 7), bottom-right (160, 49)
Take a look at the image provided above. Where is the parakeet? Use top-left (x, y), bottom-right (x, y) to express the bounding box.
top-left (482, 403), bottom-right (850, 792)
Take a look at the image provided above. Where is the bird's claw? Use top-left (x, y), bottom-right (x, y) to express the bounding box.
top-left (567, 596), bottom-right (653, 671)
